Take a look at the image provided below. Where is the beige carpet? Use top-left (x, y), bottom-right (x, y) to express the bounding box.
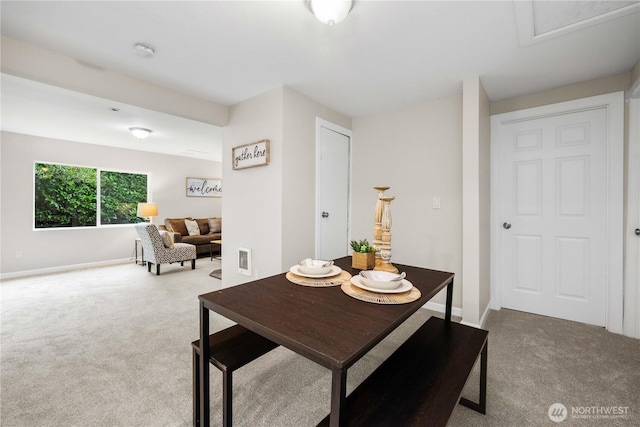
top-left (1, 261), bottom-right (638, 426)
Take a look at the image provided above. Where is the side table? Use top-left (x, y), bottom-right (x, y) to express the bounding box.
top-left (210, 240), bottom-right (222, 261)
top-left (134, 238), bottom-right (145, 266)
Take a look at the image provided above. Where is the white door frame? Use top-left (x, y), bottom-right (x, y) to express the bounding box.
top-left (315, 117), bottom-right (353, 258)
top-left (490, 92), bottom-right (624, 334)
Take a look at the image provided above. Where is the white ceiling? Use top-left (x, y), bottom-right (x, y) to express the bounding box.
top-left (1, 74), bottom-right (225, 161)
top-left (1, 0), bottom-right (639, 160)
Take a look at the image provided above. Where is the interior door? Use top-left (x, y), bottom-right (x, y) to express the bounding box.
top-left (316, 124), bottom-right (350, 260)
top-left (498, 108), bottom-right (608, 326)
top-left (625, 96), bottom-right (640, 338)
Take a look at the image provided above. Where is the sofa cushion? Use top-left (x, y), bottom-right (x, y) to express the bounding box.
top-left (208, 217), bottom-right (222, 233)
top-left (165, 217), bottom-right (192, 236)
top-left (196, 218), bottom-right (210, 235)
top-left (185, 219), bottom-right (200, 236)
top-left (159, 230), bottom-right (175, 248)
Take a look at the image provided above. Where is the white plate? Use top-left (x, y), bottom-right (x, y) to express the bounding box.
top-left (351, 275), bottom-right (413, 294)
top-left (289, 264), bottom-right (342, 278)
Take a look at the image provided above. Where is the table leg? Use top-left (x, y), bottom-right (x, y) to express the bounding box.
top-left (329, 367), bottom-right (347, 427)
top-left (199, 302), bottom-right (210, 427)
top-left (445, 278), bottom-right (454, 322)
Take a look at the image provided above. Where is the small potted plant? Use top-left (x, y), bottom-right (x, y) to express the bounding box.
top-left (350, 239), bottom-right (376, 270)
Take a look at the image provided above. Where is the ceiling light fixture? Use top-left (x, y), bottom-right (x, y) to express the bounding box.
top-left (309, 0), bottom-right (353, 26)
top-left (129, 127), bottom-right (152, 139)
top-left (134, 43), bottom-right (155, 58)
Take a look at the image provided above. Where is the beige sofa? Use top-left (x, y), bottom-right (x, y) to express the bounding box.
top-left (160, 217), bottom-right (221, 257)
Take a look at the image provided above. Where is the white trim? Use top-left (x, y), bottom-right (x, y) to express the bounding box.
top-left (421, 301), bottom-right (463, 320)
top-left (0, 258), bottom-right (130, 280)
top-left (490, 92), bottom-right (625, 334)
top-left (461, 303), bottom-right (492, 329)
top-left (628, 76), bottom-right (640, 100)
top-left (489, 115), bottom-right (502, 311)
top-left (314, 118), bottom-right (353, 258)
top-left (514, 0), bottom-right (639, 46)
top-left (420, 301), bottom-right (490, 329)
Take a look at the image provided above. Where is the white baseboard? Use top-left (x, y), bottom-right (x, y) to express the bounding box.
top-left (0, 258), bottom-right (130, 280)
top-left (421, 300), bottom-right (463, 319)
top-left (460, 303), bottom-right (492, 329)
top-left (422, 299), bottom-right (492, 329)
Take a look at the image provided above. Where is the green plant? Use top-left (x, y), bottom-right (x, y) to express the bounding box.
top-left (350, 239), bottom-right (376, 253)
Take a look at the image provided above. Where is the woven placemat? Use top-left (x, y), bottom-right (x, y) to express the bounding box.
top-left (286, 270), bottom-right (352, 287)
top-left (340, 282), bottom-right (421, 304)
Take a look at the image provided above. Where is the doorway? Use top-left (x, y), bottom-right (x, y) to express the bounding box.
top-left (315, 118), bottom-right (352, 260)
top-left (490, 93), bottom-right (624, 332)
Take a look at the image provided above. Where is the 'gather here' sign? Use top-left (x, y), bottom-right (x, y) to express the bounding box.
top-left (232, 139), bottom-right (270, 170)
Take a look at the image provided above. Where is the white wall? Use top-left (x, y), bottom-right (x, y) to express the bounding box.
top-left (0, 131), bottom-right (221, 276)
top-left (221, 87), bottom-right (352, 287)
top-left (351, 95), bottom-right (463, 309)
top-left (222, 88), bottom-right (284, 287)
top-left (281, 87), bottom-right (351, 269)
top-left (461, 77), bottom-right (491, 326)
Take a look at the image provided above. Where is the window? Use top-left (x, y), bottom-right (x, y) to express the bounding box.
top-left (34, 163), bottom-right (148, 228)
top-left (100, 170), bottom-right (148, 225)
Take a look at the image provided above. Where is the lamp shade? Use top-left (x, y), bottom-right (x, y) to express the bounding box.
top-left (137, 202), bottom-right (158, 218)
top-left (310, 0), bottom-right (353, 25)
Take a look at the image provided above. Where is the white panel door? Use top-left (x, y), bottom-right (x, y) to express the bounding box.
top-left (624, 97), bottom-right (640, 338)
top-left (317, 125), bottom-right (350, 260)
top-left (499, 108), bottom-right (607, 326)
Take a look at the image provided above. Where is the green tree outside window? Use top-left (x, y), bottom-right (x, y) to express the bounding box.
top-left (100, 171), bottom-right (147, 225)
top-left (34, 163), bottom-right (148, 228)
top-left (35, 164), bottom-right (97, 228)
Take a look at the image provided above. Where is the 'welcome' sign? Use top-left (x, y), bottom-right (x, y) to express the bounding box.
top-left (186, 177), bottom-right (222, 198)
top-left (232, 139), bottom-right (270, 170)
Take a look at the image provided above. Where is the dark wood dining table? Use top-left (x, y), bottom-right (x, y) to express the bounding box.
top-left (198, 256), bottom-right (455, 427)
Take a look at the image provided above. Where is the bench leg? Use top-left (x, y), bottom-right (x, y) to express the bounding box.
top-left (222, 370), bottom-right (233, 427)
top-left (148, 262), bottom-right (152, 273)
top-left (156, 264), bottom-right (161, 275)
top-left (192, 259), bottom-right (196, 270)
top-left (459, 340), bottom-right (488, 414)
top-left (193, 355), bottom-right (234, 427)
top-left (193, 349), bottom-right (200, 426)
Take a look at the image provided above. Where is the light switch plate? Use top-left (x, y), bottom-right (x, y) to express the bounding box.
top-left (433, 196), bottom-right (441, 209)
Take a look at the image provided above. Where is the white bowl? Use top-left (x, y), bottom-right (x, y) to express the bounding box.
top-left (297, 259), bottom-right (333, 275)
top-left (359, 270), bottom-right (404, 290)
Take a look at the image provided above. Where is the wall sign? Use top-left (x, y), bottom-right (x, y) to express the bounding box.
top-left (232, 139), bottom-right (270, 170)
top-left (186, 177), bottom-right (222, 198)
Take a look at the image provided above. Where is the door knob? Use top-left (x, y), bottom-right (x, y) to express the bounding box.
top-left (322, 211), bottom-right (329, 218)
top-left (503, 222), bottom-right (511, 230)
top-left (635, 228), bottom-right (640, 236)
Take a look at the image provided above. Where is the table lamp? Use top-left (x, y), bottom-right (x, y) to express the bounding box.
top-left (137, 202), bottom-right (158, 223)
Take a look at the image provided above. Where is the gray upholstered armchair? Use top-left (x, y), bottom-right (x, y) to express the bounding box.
top-left (135, 223), bottom-right (197, 275)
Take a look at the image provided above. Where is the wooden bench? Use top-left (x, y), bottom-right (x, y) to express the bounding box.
top-left (317, 317), bottom-right (488, 426)
top-left (192, 324), bottom-right (279, 426)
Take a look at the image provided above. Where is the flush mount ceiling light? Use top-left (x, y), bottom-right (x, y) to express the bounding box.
top-left (129, 127), bottom-right (152, 139)
top-left (309, 0), bottom-right (353, 26)
top-left (133, 43), bottom-right (155, 57)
